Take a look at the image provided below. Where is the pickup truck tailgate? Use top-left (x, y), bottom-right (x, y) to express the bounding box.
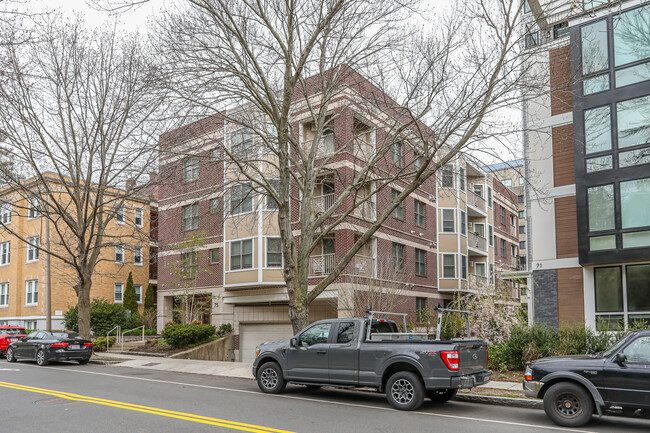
top-left (457, 341), bottom-right (489, 375)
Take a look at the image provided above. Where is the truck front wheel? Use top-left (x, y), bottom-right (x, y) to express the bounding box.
top-left (385, 371), bottom-right (425, 411)
top-left (256, 362), bottom-right (286, 394)
top-left (426, 388), bottom-right (457, 403)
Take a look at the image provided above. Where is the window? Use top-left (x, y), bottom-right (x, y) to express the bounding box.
top-left (231, 128), bottom-right (256, 158)
top-left (502, 179), bottom-right (512, 187)
top-left (519, 177), bottom-right (524, 186)
top-left (27, 236), bottom-right (39, 262)
top-left (392, 242), bottom-right (405, 271)
top-left (336, 322), bottom-right (355, 344)
top-left (487, 187), bottom-right (492, 208)
top-left (265, 180), bottom-right (281, 210)
top-left (114, 283), bottom-right (124, 303)
top-left (298, 323), bottom-right (331, 347)
top-left (584, 74), bottom-right (610, 95)
top-left (553, 21), bottom-right (569, 39)
top-left (488, 225), bottom-right (494, 246)
top-left (414, 200), bottom-right (426, 227)
top-left (134, 284), bottom-right (142, 304)
top-left (182, 203), bottom-right (199, 230)
top-left (0, 203), bottom-right (11, 224)
top-left (0, 282), bottom-right (8, 306)
top-left (209, 248), bottom-right (220, 264)
top-left (621, 178), bottom-right (650, 229)
top-left (181, 251), bottom-right (198, 278)
top-left (134, 209), bottom-right (143, 227)
top-left (115, 207), bottom-right (125, 224)
top-left (587, 184), bottom-right (615, 232)
top-left (622, 336), bottom-right (650, 364)
top-left (626, 264), bottom-right (650, 312)
top-left (581, 20), bottom-right (608, 74)
top-left (28, 198), bottom-right (40, 219)
top-left (183, 157), bottom-right (199, 182)
top-left (414, 153), bottom-right (424, 171)
top-left (620, 149), bottom-right (650, 168)
top-left (210, 198), bottom-right (220, 214)
top-left (211, 147), bottom-right (221, 161)
top-left (584, 105), bottom-right (611, 153)
top-left (616, 63), bottom-right (650, 88)
top-left (231, 239), bottom-right (253, 270)
top-left (391, 141), bottom-right (404, 167)
top-left (442, 209), bottom-right (454, 232)
top-left (459, 167), bottom-right (465, 191)
top-left (595, 267), bottom-right (622, 313)
top-left (134, 247), bottom-right (143, 265)
top-left (510, 214), bottom-right (516, 227)
top-left (525, 32), bottom-right (539, 49)
top-left (595, 265), bottom-right (650, 329)
top-left (266, 238), bottom-right (282, 267)
top-left (25, 280), bottom-right (38, 305)
top-left (473, 184), bottom-right (483, 197)
top-left (500, 207), bottom-right (505, 224)
top-left (230, 184), bottom-right (253, 215)
top-left (519, 210), bottom-right (525, 218)
top-left (0, 241), bottom-right (9, 265)
top-left (460, 211), bottom-right (466, 235)
top-left (512, 245), bottom-right (517, 257)
top-left (415, 249), bottom-right (426, 276)
top-left (441, 166), bottom-right (454, 188)
top-left (520, 241), bottom-right (526, 250)
top-left (115, 245), bottom-right (124, 263)
top-left (617, 95), bottom-right (650, 149)
top-left (518, 195), bottom-right (524, 204)
top-left (442, 255), bottom-right (455, 278)
top-left (391, 189), bottom-right (404, 219)
top-left (523, 0), bottom-right (531, 14)
top-left (475, 262), bottom-right (486, 277)
top-left (461, 255), bottom-right (467, 279)
top-left (500, 239), bottom-right (506, 257)
top-left (519, 225), bottom-right (526, 234)
top-left (613, 5), bottom-right (650, 67)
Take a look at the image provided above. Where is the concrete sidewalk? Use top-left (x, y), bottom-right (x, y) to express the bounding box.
top-left (92, 352), bottom-right (523, 390)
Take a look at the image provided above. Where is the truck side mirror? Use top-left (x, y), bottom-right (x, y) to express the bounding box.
top-left (614, 353), bottom-right (626, 365)
top-left (290, 337), bottom-right (297, 348)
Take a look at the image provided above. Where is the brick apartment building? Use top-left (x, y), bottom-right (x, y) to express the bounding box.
top-left (0, 175), bottom-right (152, 330)
top-left (524, 0), bottom-right (650, 329)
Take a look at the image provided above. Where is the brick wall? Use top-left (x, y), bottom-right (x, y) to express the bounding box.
top-left (533, 269), bottom-right (559, 328)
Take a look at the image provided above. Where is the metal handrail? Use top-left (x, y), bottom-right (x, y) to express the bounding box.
top-left (120, 325), bottom-right (145, 352)
top-left (107, 325), bottom-right (120, 352)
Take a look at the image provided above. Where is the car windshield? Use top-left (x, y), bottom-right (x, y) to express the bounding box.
top-left (602, 332), bottom-right (633, 357)
top-left (52, 332), bottom-right (80, 339)
top-left (0, 328), bottom-right (26, 335)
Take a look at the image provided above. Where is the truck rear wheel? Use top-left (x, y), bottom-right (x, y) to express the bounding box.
top-left (385, 371), bottom-right (425, 411)
top-left (543, 382), bottom-right (594, 427)
top-left (426, 389), bottom-right (457, 403)
top-left (256, 362), bottom-right (286, 394)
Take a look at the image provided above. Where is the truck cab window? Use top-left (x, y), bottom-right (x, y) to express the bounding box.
top-left (298, 323), bottom-right (331, 347)
top-left (336, 322), bottom-right (355, 344)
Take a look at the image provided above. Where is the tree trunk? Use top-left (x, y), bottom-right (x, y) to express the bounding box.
top-left (288, 293), bottom-right (310, 335)
top-left (77, 276), bottom-right (93, 339)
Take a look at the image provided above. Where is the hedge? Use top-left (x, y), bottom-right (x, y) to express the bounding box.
top-left (161, 323), bottom-right (216, 348)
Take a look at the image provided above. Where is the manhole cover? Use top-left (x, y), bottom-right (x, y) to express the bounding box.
top-left (142, 362), bottom-right (160, 367)
top-left (34, 397), bottom-right (73, 406)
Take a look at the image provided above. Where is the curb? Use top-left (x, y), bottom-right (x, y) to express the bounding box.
top-left (89, 359), bottom-right (125, 365)
top-left (455, 394), bottom-right (542, 409)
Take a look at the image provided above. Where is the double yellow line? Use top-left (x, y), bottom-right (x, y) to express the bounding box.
top-left (0, 380), bottom-right (295, 433)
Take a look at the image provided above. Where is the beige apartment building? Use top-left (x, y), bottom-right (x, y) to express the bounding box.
top-left (0, 176), bottom-right (151, 330)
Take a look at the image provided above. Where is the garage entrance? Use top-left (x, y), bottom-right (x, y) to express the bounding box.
top-left (240, 323), bottom-right (294, 362)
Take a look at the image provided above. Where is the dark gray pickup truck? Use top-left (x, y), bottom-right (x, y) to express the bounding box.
top-left (252, 313), bottom-right (490, 410)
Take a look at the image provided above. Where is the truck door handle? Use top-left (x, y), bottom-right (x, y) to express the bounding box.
top-left (317, 350), bottom-right (327, 355)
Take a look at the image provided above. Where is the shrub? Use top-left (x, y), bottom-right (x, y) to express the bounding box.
top-left (161, 323), bottom-right (216, 348)
top-left (144, 329), bottom-right (158, 336)
top-left (62, 299), bottom-right (129, 336)
top-left (63, 305), bottom-right (79, 332)
top-left (123, 272), bottom-right (141, 329)
top-left (92, 336), bottom-right (117, 352)
top-left (144, 283), bottom-right (155, 311)
top-left (215, 323), bottom-right (233, 338)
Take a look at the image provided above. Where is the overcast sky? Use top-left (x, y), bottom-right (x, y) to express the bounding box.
top-left (14, 0), bottom-right (522, 164)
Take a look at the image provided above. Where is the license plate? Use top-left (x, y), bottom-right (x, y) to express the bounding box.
top-left (9, 338), bottom-right (16, 342)
top-left (68, 345), bottom-right (80, 350)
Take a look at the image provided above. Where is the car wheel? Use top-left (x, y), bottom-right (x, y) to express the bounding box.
top-left (78, 358), bottom-right (90, 365)
top-left (6, 348), bottom-right (16, 362)
top-left (36, 349), bottom-right (50, 366)
top-left (543, 382), bottom-right (594, 427)
top-left (426, 388), bottom-right (457, 403)
top-left (385, 371), bottom-right (425, 411)
top-left (256, 362), bottom-right (286, 394)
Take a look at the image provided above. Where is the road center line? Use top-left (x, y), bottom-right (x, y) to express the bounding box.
top-left (0, 380), bottom-right (295, 433)
top-left (9, 364), bottom-right (600, 433)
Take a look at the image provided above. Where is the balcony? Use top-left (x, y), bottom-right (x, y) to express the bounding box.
top-left (469, 274), bottom-right (489, 287)
top-left (354, 137), bottom-right (373, 159)
top-left (355, 201), bottom-right (376, 220)
top-left (309, 253), bottom-right (335, 276)
top-left (350, 254), bottom-right (375, 277)
top-left (303, 135), bottom-right (334, 157)
top-left (467, 190), bottom-right (486, 212)
top-left (312, 193), bottom-right (335, 213)
top-left (468, 232), bottom-right (487, 252)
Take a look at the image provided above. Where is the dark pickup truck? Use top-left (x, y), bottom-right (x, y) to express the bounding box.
top-left (524, 330), bottom-right (650, 427)
top-left (252, 313), bottom-right (490, 410)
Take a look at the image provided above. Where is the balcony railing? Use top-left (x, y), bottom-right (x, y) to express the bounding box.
top-left (469, 274), bottom-right (488, 287)
top-left (350, 254), bottom-right (375, 277)
top-left (355, 201), bottom-right (376, 220)
top-left (309, 253), bottom-right (335, 276)
top-left (468, 232), bottom-right (487, 251)
top-left (303, 135), bottom-right (335, 157)
top-left (468, 191), bottom-right (486, 211)
top-left (313, 193), bottom-right (335, 213)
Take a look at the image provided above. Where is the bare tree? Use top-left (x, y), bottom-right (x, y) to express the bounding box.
top-left (0, 16), bottom-right (171, 337)
top-left (154, 0), bottom-right (544, 333)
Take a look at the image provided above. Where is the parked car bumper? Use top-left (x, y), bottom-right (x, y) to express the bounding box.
top-left (522, 379), bottom-right (543, 398)
top-left (47, 348), bottom-right (92, 362)
top-left (424, 371), bottom-right (491, 390)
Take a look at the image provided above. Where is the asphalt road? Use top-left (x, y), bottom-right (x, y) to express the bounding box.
top-left (1, 360), bottom-right (649, 433)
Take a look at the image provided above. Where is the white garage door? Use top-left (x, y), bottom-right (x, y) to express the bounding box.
top-left (240, 323), bottom-right (294, 362)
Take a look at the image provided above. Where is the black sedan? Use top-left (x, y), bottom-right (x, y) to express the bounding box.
top-left (5, 331), bottom-right (92, 366)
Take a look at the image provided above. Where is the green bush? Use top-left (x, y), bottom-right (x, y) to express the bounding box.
top-left (144, 283), bottom-right (155, 311)
top-left (92, 336), bottom-right (117, 352)
top-left (63, 299), bottom-right (129, 337)
top-left (123, 272), bottom-right (141, 329)
top-left (63, 305), bottom-right (79, 332)
top-left (161, 323), bottom-right (216, 348)
top-left (215, 323), bottom-right (233, 338)
top-left (144, 329), bottom-right (158, 336)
